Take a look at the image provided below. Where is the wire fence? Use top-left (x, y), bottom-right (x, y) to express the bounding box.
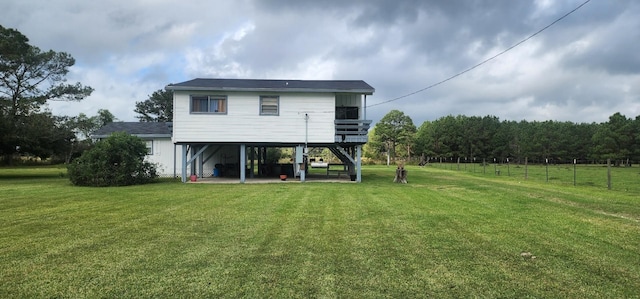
top-left (426, 159), bottom-right (640, 193)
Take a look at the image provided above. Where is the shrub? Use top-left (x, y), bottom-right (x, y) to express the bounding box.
top-left (67, 132), bottom-right (158, 186)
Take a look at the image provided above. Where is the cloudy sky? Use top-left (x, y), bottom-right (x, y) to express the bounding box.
top-left (2, 0), bottom-right (639, 125)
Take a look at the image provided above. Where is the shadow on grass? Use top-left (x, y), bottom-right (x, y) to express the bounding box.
top-left (0, 172), bottom-right (66, 180)
top-left (0, 166), bottom-right (68, 181)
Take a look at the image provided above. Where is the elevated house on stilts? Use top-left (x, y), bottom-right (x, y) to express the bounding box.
top-left (167, 78), bottom-right (374, 183)
top-left (94, 78), bottom-right (375, 183)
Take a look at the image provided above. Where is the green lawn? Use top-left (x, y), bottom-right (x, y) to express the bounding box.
top-left (1, 165), bottom-right (639, 298)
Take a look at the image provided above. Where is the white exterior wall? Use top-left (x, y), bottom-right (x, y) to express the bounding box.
top-left (144, 137), bottom-right (182, 177)
top-left (173, 91), bottom-right (336, 143)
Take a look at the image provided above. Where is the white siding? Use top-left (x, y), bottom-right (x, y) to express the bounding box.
top-left (173, 91), bottom-right (335, 143)
top-left (143, 137), bottom-right (182, 177)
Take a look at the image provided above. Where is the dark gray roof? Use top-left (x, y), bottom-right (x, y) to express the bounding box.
top-left (166, 78), bottom-right (374, 95)
top-left (93, 122), bottom-right (173, 138)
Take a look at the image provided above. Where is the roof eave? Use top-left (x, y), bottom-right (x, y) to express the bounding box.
top-left (166, 85), bottom-right (374, 95)
top-left (93, 134), bottom-right (172, 139)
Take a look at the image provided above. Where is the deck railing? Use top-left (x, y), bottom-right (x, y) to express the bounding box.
top-left (334, 119), bottom-right (372, 143)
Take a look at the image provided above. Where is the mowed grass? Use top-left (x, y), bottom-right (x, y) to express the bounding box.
top-left (1, 165), bottom-right (639, 298)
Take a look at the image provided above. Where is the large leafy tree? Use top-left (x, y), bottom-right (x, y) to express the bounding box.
top-left (592, 112), bottom-right (635, 164)
top-left (491, 119), bottom-right (516, 161)
top-left (0, 25), bottom-right (93, 163)
top-left (58, 109), bottom-right (117, 163)
top-left (75, 109), bottom-right (116, 140)
top-left (18, 112), bottom-right (75, 161)
top-left (436, 115), bottom-right (463, 159)
top-left (134, 89), bottom-right (173, 122)
top-left (363, 127), bottom-right (385, 161)
top-left (414, 121), bottom-right (433, 158)
top-left (374, 110), bottom-right (416, 162)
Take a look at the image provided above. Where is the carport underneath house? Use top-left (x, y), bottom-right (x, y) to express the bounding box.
top-left (178, 139), bottom-right (366, 183)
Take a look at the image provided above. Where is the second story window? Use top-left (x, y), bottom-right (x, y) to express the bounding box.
top-left (191, 95), bottom-right (227, 114)
top-left (260, 96), bottom-right (279, 115)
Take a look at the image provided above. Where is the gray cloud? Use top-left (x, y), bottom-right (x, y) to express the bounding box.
top-left (1, 0), bottom-right (638, 124)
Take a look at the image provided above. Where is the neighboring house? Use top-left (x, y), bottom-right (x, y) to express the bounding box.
top-left (165, 78), bottom-right (375, 183)
top-left (92, 122), bottom-right (181, 177)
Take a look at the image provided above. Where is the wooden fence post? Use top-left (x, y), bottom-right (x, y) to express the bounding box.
top-left (525, 157), bottom-right (528, 180)
top-left (545, 158), bottom-right (549, 183)
top-left (483, 158), bottom-right (486, 174)
top-left (607, 158), bottom-right (612, 190)
top-left (573, 159), bottom-right (578, 186)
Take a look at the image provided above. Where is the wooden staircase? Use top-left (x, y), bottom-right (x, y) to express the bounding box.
top-left (328, 145), bottom-right (356, 176)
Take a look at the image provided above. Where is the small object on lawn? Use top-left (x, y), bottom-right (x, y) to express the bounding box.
top-left (280, 174), bottom-right (287, 181)
top-left (418, 154), bottom-right (426, 167)
top-left (394, 163), bottom-right (407, 183)
top-left (520, 251), bottom-right (536, 260)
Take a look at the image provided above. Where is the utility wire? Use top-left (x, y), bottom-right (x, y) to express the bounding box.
top-left (367, 0), bottom-right (592, 108)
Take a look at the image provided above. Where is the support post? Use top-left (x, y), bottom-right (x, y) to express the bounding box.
top-left (240, 144), bottom-right (246, 183)
top-left (250, 146), bottom-right (255, 178)
top-left (190, 146), bottom-right (196, 176)
top-left (295, 145), bottom-right (305, 182)
top-left (260, 147), bottom-right (266, 176)
top-left (199, 146), bottom-right (204, 178)
top-left (363, 95), bottom-right (367, 120)
top-left (356, 145), bottom-right (362, 182)
top-left (181, 144), bottom-right (188, 183)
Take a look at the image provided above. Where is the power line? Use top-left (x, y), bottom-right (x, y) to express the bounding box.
top-left (367, 0), bottom-right (592, 108)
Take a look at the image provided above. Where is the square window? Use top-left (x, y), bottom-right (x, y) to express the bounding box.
top-left (260, 96), bottom-right (279, 115)
top-left (191, 95), bottom-right (227, 114)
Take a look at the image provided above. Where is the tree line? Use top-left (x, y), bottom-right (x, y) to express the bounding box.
top-left (0, 25), bottom-right (94, 164)
top-left (0, 25), bottom-right (173, 165)
top-left (3, 25), bottom-right (638, 167)
top-left (368, 110), bottom-right (640, 165)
